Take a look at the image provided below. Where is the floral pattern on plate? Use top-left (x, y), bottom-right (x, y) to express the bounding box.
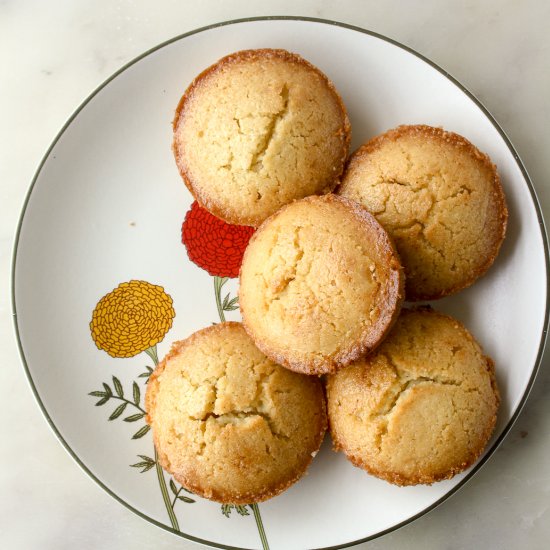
top-left (88, 204), bottom-right (268, 548)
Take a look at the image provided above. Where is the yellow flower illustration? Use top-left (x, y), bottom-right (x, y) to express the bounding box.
top-left (90, 280), bottom-right (175, 358)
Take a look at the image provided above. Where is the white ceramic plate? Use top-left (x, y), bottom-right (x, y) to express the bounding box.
top-left (12, 17), bottom-right (549, 550)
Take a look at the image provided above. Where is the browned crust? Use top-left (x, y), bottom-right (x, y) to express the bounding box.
top-left (339, 124), bottom-right (508, 301)
top-left (146, 321), bottom-right (328, 504)
top-left (240, 194), bottom-right (405, 376)
top-left (172, 48), bottom-right (352, 227)
top-left (326, 307), bottom-right (501, 486)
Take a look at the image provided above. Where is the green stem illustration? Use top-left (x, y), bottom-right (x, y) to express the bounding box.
top-left (251, 503), bottom-right (270, 550)
top-left (213, 276), bottom-right (227, 322)
top-left (147, 344), bottom-right (180, 532)
top-left (212, 289), bottom-right (270, 549)
top-left (110, 394), bottom-right (146, 414)
top-left (144, 345), bottom-right (159, 365)
top-left (154, 447), bottom-right (180, 531)
top-left (171, 486), bottom-right (184, 508)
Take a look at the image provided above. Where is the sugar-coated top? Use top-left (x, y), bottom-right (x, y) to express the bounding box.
top-left (173, 49), bottom-right (351, 226)
top-left (146, 322), bottom-right (326, 504)
top-left (239, 194), bottom-right (404, 375)
top-left (339, 125), bottom-right (507, 300)
top-left (326, 308), bottom-right (500, 485)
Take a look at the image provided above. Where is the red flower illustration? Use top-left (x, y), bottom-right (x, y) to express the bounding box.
top-left (182, 201), bottom-right (255, 278)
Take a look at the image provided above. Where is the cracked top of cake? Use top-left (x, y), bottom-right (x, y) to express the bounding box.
top-left (239, 194), bottom-right (404, 375)
top-left (172, 48), bottom-right (351, 226)
top-left (338, 125), bottom-right (508, 300)
top-left (326, 308), bottom-right (500, 486)
top-left (145, 322), bottom-right (327, 504)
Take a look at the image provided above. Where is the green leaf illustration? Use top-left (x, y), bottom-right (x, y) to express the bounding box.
top-left (221, 504), bottom-right (250, 517)
top-left (130, 454), bottom-right (156, 473)
top-left (133, 381), bottom-right (140, 405)
top-left (178, 495), bottom-right (195, 503)
top-left (221, 504), bottom-right (232, 518)
top-left (221, 293), bottom-right (239, 311)
top-left (112, 376), bottom-right (124, 397)
top-left (131, 461), bottom-right (155, 473)
top-left (123, 413), bottom-right (145, 422)
top-left (132, 424), bottom-right (151, 439)
top-left (169, 479), bottom-right (178, 495)
top-left (138, 366), bottom-right (154, 380)
top-left (90, 377), bottom-right (146, 428)
top-left (137, 454), bottom-right (154, 462)
top-left (224, 296), bottom-right (239, 311)
top-left (109, 402), bottom-right (127, 420)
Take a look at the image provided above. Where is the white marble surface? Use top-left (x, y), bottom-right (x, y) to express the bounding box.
top-left (1, 1), bottom-right (549, 549)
